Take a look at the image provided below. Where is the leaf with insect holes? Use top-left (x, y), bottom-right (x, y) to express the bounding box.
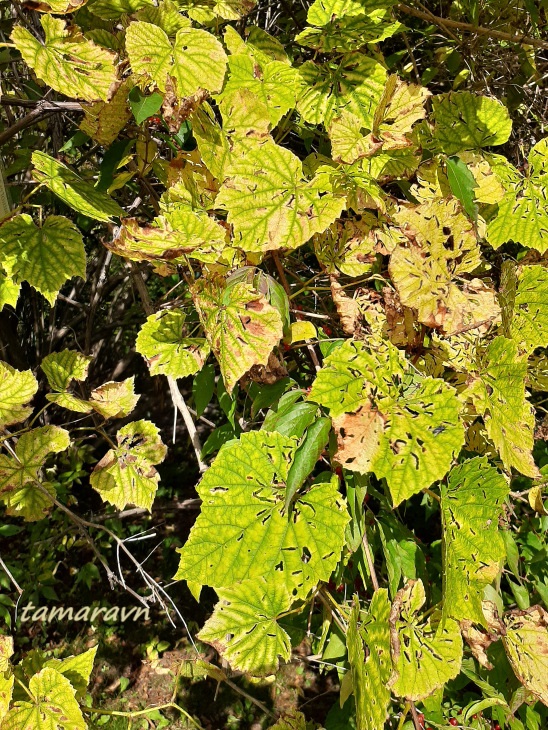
top-left (0, 426), bottom-right (70, 521)
top-left (32, 152), bottom-right (124, 222)
top-left (466, 337), bottom-right (538, 477)
top-left (503, 606), bottom-right (548, 706)
top-left (125, 22), bottom-right (227, 98)
top-left (308, 339), bottom-right (464, 506)
top-left (488, 138), bottom-right (548, 253)
top-left (80, 79), bottom-right (132, 146)
top-left (388, 579), bottom-right (463, 701)
top-left (198, 577), bottom-right (292, 675)
top-left (0, 215), bottom-right (86, 305)
top-left (11, 15), bottom-right (116, 102)
top-left (348, 590), bottom-right (391, 730)
top-left (174, 430), bottom-right (349, 598)
top-left (507, 264), bottom-right (548, 354)
top-left (194, 279), bottom-right (283, 394)
top-left (136, 310), bottom-right (210, 379)
top-left (297, 12), bottom-right (403, 53)
top-left (431, 91), bottom-right (512, 155)
top-left (216, 138), bottom-right (345, 253)
top-left (0, 362), bottom-right (38, 429)
top-left (441, 458), bottom-right (509, 625)
top-left (90, 419), bottom-right (167, 511)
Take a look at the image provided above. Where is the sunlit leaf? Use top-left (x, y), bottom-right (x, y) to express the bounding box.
top-left (0, 362), bottom-right (38, 429)
top-left (89, 378), bottom-right (139, 419)
top-left (503, 606), bottom-right (548, 707)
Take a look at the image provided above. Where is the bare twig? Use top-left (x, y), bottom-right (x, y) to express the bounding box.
top-left (397, 3), bottom-right (548, 50)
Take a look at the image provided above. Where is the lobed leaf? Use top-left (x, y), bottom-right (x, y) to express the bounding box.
top-left (0, 362), bottom-right (38, 429)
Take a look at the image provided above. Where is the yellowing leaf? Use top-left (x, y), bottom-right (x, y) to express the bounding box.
top-left (198, 577), bottom-right (292, 675)
top-left (175, 430), bottom-right (349, 598)
top-left (467, 337), bottom-right (538, 477)
top-left (503, 606), bottom-right (548, 706)
top-left (11, 15), bottom-right (116, 102)
top-left (441, 458), bottom-right (509, 624)
top-left (43, 646), bottom-right (97, 701)
top-left (87, 0), bottom-right (153, 19)
top-left (194, 279), bottom-right (283, 394)
top-left (0, 362), bottom-right (38, 428)
top-left (0, 426), bottom-right (70, 521)
top-left (125, 22), bottom-right (227, 97)
top-left (508, 265), bottom-right (548, 353)
top-left (112, 209), bottom-right (228, 266)
top-left (309, 340), bottom-right (464, 505)
top-left (528, 486), bottom-right (546, 515)
top-left (0, 215), bottom-right (86, 304)
top-left (348, 590), bottom-right (391, 730)
top-left (0, 271), bottom-right (20, 312)
top-left (32, 152), bottom-right (124, 222)
top-left (297, 12), bottom-right (403, 53)
top-left (314, 214), bottom-right (378, 278)
top-left (289, 321), bottom-right (317, 343)
top-left (178, 0), bottom-right (255, 23)
top-left (431, 91), bottom-right (512, 155)
top-left (306, 0), bottom-right (395, 26)
top-left (89, 378), bottom-right (140, 419)
top-left (389, 579), bottom-right (463, 701)
top-left (216, 139), bottom-right (345, 253)
top-left (80, 80), bottom-right (132, 146)
top-left (297, 54), bottom-right (387, 128)
top-left (41, 350), bottom-right (91, 393)
top-left (1, 667), bottom-right (86, 729)
top-left (136, 310), bottom-right (210, 378)
top-left (90, 419), bottom-right (167, 510)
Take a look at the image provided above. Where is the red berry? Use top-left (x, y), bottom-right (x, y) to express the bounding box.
top-left (416, 713), bottom-right (425, 729)
top-left (322, 325), bottom-right (333, 336)
top-left (283, 343), bottom-right (291, 352)
top-left (449, 720), bottom-right (458, 727)
top-left (493, 725), bottom-right (501, 730)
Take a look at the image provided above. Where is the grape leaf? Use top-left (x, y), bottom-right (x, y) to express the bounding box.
top-left (80, 80), bottom-right (132, 146)
top-left (503, 606), bottom-right (548, 706)
top-left (136, 310), bottom-right (209, 378)
top-left (1, 667), bottom-right (85, 730)
top-left (32, 152), bottom-right (124, 222)
top-left (0, 426), bottom-right (70, 521)
top-left (0, 214), bottom-right (86, 305)
top-left (308, 339), bottom-right (464, 505)
top-left (198, 577), bottom-right (292, 675)
top-left (306, 0), bottom-right (396, 26)
top-left (348, 590), bottom-right (391, 730)
top-left (44, 646), bottom-right (97, 701)
top-left (125, 22), bottom-right (227, 97)
top-left (441, 458), bottom-right (509, 624)
top-left (388, 579), bottom-right (463, 701)
top-left (0, 362), bottom-right (38, 428)
top-left (89, 378), bottom-right (140, 419)
top-left (431, 91), bottom-right (512, 155)
top-left (507, 264), bottom-right (548, 353)
top-left (174, 430), bottom-right (349, 599)
top-left (41, 350), bottom-right (91, 393)
top-left (0, 271), bottom-right (20, 312)
top-left (466, 337), bottom-right (538, 477)
top-left (90, 419), bottom-right (167, 510)
top-left (87, 0), bottom-right (153, 19)
top-left (11, 15), bottom-right (116, 102)
top-left (216, 138), bottom-right (345, 253)
top-left (297, 12), bottom-right (403, 53)
top-left (194, 280), bottom-right (283, 394)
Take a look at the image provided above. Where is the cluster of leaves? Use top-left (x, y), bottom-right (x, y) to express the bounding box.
top-left (1, 0), bottom-right (548, 727)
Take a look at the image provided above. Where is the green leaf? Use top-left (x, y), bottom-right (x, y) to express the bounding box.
top-left (348, 590), bottom-right (391, 730)
top-left (487, 180), bottom-right (548, 253)
top-left (41, 350), bottom-right (91, 392)
top-left (125, 22), bottom-right (227, 97)
top-left (503, 606), bottom-right (548, 706)
top-left (388, 579), bottom-right (463, 701)
top-left (284, 417), bottom-right (331, 511)
top-left (0, 215), bottom-right (86, 305)
top-left (446, 155), bottom-right (478, 220)
top-left (193, 363), bottom-right (216, 418)
top-left (467, 336), bottom-right (538, 477)
top-left (505, 265), bottom-right (548, 354)
top-left (175, 430), bottom-right (349, 598)
top-left (1, 667), bottom-right (85, 729)
top-left (177, 0), bottom-right (256, 23)
top-left (198, 577), bottom-right (292, 675)
top-left (431, 91), bottom-right (512, 155)
top-left (32, 152), bottom-right (124, 222)
top-left (89, 378), bottom-right (139, 419)
top-left (309, 340), bottom-right (464, 505)
top-left (128, 87), bottom-right (164, 125)
top-left (87, 0), bottom-right (153, 20)
top-left (44, 646), bottom-right (97, 700)
top-left (262, 401), bottom-right (318, 439)
top-left (136, 310), bottom-right (210, 379)
top-left (441, 457), bottom-right (509, 624)
top-left (194, 280), bottom-right (283, 394)
top-left (216, 139), bottom-right (345, 253)
top-left (11, 15), bottom-right (117, 102)
top-left (0, 362), bottom-right (38, 428)
top-left (306, 0), bottom-right (396, 27)
top-left (0, 426), bottom-right (70, 521)
top-left (296, 54), bottom-right (387, 128)
top-left (297, 13), bottom-right (403, 53)
top-left (90, 419), bottom-right (167, 510)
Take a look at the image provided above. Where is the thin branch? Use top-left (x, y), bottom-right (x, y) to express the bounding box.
top-left (397, 3), bottom-right (548, 50)
top-left (167, 376), bottom-right (208, 473)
